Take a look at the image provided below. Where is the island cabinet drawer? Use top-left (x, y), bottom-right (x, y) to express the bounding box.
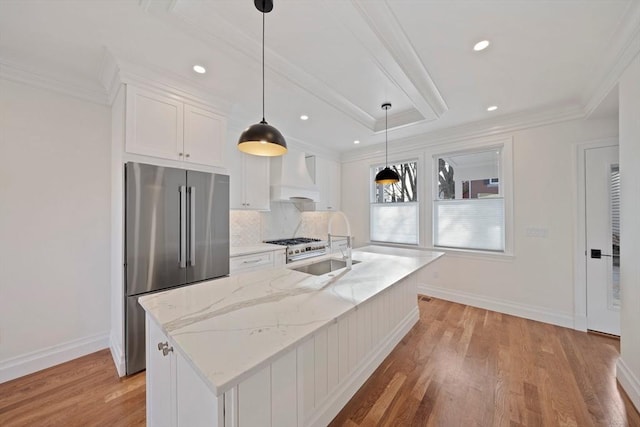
top-left (230, 250), bottom-right (284, 275)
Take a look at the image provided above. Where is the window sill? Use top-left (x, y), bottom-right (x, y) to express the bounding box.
top-left (365, 242), bottom-right (514, 262)
top-left (431, 246), bottom-right (514, 261)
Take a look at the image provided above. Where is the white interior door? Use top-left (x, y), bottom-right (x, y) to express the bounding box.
top-left (585, 145), bottom-right (620, 335)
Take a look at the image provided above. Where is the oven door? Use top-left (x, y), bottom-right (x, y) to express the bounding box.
top-left (288, 249), bottom-right (327, 263)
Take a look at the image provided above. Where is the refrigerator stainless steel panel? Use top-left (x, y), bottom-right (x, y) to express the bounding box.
top-left (125, 295), bottom-right (146, 374)
top-left (125, 163), bottom-right (186, 296)
top-left (124, 162), bottom-right (230, 375)
top-left (186, 171), bottom-right (230, 283)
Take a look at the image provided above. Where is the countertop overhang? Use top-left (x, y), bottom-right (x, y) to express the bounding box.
top-left (139, 245), bottom-right (444, 396)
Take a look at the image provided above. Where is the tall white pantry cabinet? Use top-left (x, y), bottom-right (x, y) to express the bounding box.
top-left (109, 81), bottom-right (230, 378)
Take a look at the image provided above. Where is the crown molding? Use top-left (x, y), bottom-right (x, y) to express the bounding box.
top-left (583, 0), bottom-right (640, 117)
top-left (166, 0), bottom-right (376, 130)
top-left (352, 0), bottom-right (448, 119)
top-left (99, 49), bottom-right (233, 114)
top-left (0, 58), bottom-right (108, 105)
top-left (162, 0), bottom-right (441, 132)
top-left (341, 104), bottom-right (586, 163)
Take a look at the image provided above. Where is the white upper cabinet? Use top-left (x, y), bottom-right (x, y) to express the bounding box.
top-left (228, 140), bottom-right (270, 210)
top-left (183, 104), bottom-right (226, 167)
top-left (314, 157), bottom-right (341, 211)
top-left (125, 85), bottom-right (226, 168)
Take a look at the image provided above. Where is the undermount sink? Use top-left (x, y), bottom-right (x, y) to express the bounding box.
top-left (292, 259), bottom-right (360, 276)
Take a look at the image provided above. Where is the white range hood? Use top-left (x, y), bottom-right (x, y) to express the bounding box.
top-left (270, 148), bottom-right (319, 202)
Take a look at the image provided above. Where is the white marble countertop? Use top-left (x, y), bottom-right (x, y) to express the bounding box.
top-left (229, 243), bottom-right (285, 257)
top-left (139, 245), bottom-right (444, 396)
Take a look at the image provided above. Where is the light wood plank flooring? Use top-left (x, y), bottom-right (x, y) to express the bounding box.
top-left (1, 297), bottom-right (638, 426)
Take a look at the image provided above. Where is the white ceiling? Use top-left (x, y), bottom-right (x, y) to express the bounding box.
top-left (0, 0), bottom-right (635, 153)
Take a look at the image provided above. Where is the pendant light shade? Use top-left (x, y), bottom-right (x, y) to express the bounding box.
top-left (375, 102), bottom-right (399, 185)
top-left (237, 0), bottom-right (287, 157)
top-left (238, 120), bottom-right (287, 156)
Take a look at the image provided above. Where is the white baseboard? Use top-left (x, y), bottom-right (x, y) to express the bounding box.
top-left (418, 284), bottom-right (574, 329)
top-left (109, 332), bottom-right (126, 377)
top-left (573, 314), bottom-right (588, 332)
top-left (0, 332), bottom-right (109, 384)
top-left (617, 358), bottom-right (640, 412)
top-left (309, 307), bottom-right (419, 427)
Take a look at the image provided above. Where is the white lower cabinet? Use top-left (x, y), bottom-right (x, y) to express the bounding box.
top-left (146, 316), bottom-right (223, 427)
top-left (146, 274), bottom-right (418, 427)
top-left (229, 249), bottom-right (286, 275)
top-left (147, 316), bottom-right (176, 427)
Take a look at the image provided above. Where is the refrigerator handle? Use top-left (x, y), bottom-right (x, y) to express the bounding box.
top-left (179, 186), bottom-right (187, 268)
top-left (189, 186), bottom-right (196, 266)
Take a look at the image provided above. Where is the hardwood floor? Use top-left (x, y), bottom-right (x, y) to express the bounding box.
top-left (330, 297), bottom-right (640, 427)
top-left (0, 350), bottom-right (145, 426)
top-left (1, 298), bottom-right (638, 426)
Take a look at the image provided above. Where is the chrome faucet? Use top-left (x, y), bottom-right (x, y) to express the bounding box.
top-left (328, 211), bottom-right (353, 269)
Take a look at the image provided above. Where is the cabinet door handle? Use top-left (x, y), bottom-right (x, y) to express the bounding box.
top-left (243, 259), bottom-right (262, 264)
top-left (179, 152), bottom-right (183, 157)
top-left (157, 341), bottom-right (168, 351)
top-left (185, 153), bottom-right (190, 158)
top-left (162, 346), bottom-right (174, 356)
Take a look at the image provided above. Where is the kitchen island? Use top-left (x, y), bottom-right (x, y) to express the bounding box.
top-left (139, 245), bottom-right (444, 427)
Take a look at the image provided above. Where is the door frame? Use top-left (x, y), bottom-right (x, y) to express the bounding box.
top-left (573, 137), bottom-right (619, 331)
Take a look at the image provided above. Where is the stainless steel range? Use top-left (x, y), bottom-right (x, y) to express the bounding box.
top-left (264, 237), bottom-right (327, 263)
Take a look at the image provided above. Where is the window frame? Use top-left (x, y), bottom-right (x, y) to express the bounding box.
top-left (429, 137), bottom-right (514, 256)
top-left (369, 158), bottom-right (420, 246)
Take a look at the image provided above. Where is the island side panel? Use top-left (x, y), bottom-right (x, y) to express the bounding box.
top-left (225, 272), bottom-right (419, 427)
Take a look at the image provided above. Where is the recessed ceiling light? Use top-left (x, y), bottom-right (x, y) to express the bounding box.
top-left (353, 140), bottom-right (360, 144)
top-left (300, 115), bottom-right (309, 120)
top-left (473, 40), bottom-right (490, 51)
top-left (487, 105), bottom-right (498, 112)
top-left (193, 65), bottom-right (206, 74)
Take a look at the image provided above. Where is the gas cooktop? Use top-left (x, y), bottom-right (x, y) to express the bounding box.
top-left (264, 237), bottom-right (322, 246)
top-left (264, 237), bottom-right (327, 262)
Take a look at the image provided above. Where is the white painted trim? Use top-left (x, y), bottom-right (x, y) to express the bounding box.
top-left (424, 135), bottom-right (515, 256)
top-left (583, 1), bottom-right (640, 117)
top-left (100, 51), bottom-right (232, 114)
top-left (110, 332), bottom-right (126, 378)
top-left (352, 0), bottom-right (447, 117)
top-left (342, 105), bottom-right (585, 163)
top-left (307, 307), bottom-right (419, 427)
top-left (418, 284), bottom-right (574, 329)
top-left (617, 358), bottom-right (640, 412)
top-left (168, 2), bottom-right (377, 130)
top-left (0, 333), bottom-right (109, 384)
top-left (0, 59), bottom-right (108, 105)
top-left (573, 138), bottom-right (619, 332)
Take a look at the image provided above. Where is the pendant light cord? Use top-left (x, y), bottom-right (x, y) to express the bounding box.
top-left (385, 106), bottom-right (389, 167)
top-left (261, 10), bottom-right (266, 123)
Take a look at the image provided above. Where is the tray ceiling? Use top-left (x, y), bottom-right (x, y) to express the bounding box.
top-left (0, 0), bottom-right (635, 152)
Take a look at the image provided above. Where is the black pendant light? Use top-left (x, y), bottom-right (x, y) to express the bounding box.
top-left (237, 0), bottom-right (287, 157)
top-left (375, 103), bottom-right (400, 185)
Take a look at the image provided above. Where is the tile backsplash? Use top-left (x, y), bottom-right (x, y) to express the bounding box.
top-left (230, 202), bottom-right (330, 246)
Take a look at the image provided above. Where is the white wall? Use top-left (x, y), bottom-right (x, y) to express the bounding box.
top-left (0, 79), bottom-right (111, 382)
top-left (341, 117), bottom-right (618, 327)
top-left (617, 54), bottom-right (640, 410)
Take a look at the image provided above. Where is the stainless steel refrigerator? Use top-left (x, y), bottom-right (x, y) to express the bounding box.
top-left (124, 162), bottom-right (229, 374)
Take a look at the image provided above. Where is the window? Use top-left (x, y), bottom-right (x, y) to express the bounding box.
top-left (433, 148), bottom-right (505, 252)
top-left (370, 160), bottom-right (418, 245)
